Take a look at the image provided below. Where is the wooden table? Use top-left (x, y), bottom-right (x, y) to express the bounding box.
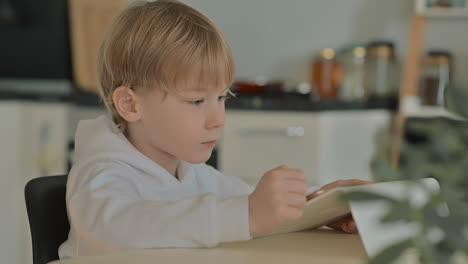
top-left (52, 229), bottom-right (368, 264)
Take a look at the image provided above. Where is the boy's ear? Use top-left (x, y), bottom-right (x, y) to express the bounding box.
top-left (112, 86), bottom-right (141, 123)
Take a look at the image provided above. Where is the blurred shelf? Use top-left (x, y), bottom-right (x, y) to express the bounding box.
top-left (415, 0), bottom-right (468, 18)
top-left (0, 89), bottom-right (397, 112)
top-left (226, 96), bottom-right (398, 112)
top-left (405, 105), bottom-right (466, 120)
top-left (0, 88), bottom-right (104, 107)
top-left (419, 7), bottom-right (468, 18)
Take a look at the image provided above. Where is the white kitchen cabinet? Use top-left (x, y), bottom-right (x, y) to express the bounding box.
top-left (0, 101), bottom-right (69, 264)
top-left (314, 110), bottom-right (392, 184)
top-left (219, 110), bottom-right (392, 187)
top-left (219, 111), bottom-right (319, 186)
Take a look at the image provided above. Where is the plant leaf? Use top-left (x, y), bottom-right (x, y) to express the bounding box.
top-left (380, 201), bottom-right (412, 223)
top-left (444, 86), bottom-right (468, 119)
top-left (367, 239), bottom-right (413, 264)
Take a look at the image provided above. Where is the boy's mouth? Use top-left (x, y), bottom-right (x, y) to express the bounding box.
top-left (201, 140), bottom-right (217, 147)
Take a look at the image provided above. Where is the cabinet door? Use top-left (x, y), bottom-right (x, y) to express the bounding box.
top-left (0, 103), bottom-right (28, 264)
top-left (219, 111), bottom-right (318, 186)
top-left (315, 110), bottom-right (391, 184)
top-left (23, 103), bottom-right (69, 178)
top-left (0, 102), bottom-right (69, 264)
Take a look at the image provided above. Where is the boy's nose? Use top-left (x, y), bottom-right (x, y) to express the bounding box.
top-left (206, 108), bottom-right (225, 130)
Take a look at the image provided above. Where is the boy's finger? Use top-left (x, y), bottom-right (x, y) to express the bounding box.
top-left (275, 165), bottom-right (288, 170)
top-left (341, 221), bottom-right (358, 234)
top-left (306, 189), bottom-right (325, 200)
top-left (266, 165), bottom-right (288, 175)
top-left (326, 221), bottom-right (343, 231)
top-left (309, 180), bottom-right (374, 200)
top-left (277, 168), bottom-right (305, 182)
top-left (326, 215), bottom-right (355, 232)
top-left (321, 179), bottom-right (372, 190)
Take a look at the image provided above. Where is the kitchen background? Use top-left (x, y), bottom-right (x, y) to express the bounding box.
top-left (186, 0), bottom-right (468, 87)
top-left (1, 0), bottom-right (467, 263)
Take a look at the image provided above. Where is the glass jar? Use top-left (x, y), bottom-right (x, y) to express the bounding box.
top-left (365, 41), bottom-right (399, 98)
top-left (427, 0), bottom-right (466, 7)
top-left (420, 50), bottom-right (452, 106)
top-left (339, 45), bottom-right (367, 101)
top-left (310, 48), bottom-right (343, 100)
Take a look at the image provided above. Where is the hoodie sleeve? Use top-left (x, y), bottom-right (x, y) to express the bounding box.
top-left (67, 166), bottom-right (251, 250)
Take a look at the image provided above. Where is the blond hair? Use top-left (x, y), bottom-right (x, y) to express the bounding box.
top-left (98, 0), bottom-right (235, 129)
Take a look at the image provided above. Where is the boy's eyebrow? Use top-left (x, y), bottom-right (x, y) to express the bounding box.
top-left (184, 86), bottom-right (230, 93)
top-left (186, 87), bottom-right (207, 92)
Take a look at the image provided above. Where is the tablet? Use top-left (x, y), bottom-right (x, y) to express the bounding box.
top-left (255, 178), bottom-right (440, 242)
top-left (255, 186), bottom-right (351, 237)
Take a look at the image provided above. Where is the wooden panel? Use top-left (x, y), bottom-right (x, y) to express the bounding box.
top-left (69, 0), bottom-right (127, 93)
top-left (392, 15), bottom-right (427, 166)
top-left (400, 15), bottom-right (427, 98)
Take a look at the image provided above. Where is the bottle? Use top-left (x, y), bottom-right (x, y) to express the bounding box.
top-left (365, 41), bottom-right (399, 98)
top-left (310, 48), bottom-right (343, 100)
top-left (420, 50), bottom-right (453, 106)
top-left (339, 45), bottom-right (367, 101)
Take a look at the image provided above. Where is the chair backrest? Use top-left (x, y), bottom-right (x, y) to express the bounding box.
top-left (25, 175), bottom-right (69, 264)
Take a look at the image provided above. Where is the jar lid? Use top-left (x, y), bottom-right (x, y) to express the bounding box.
top-left (339, 44), bottom-right (367, 58)
top-left (427, 50), bottom-right (452, 59)
top-left (318, 48), bottom-right (337, 60)
top-left (426, 50), bottom-right (452, 65)
top-left (367, 40), bottom-right (395, 50)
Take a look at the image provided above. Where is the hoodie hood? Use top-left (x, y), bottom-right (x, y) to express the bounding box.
top-left (72, 115), bottom-right (191, 184)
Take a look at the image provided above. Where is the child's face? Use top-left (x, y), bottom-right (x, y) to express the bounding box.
top-left (135, 82), bottom-right (229, 165)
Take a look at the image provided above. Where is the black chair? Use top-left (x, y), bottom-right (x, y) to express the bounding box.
top-left (25, 175), bottom-right (70, 264)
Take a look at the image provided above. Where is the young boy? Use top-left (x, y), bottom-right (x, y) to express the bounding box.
top-left (59, 0), bottom-right (369, 259)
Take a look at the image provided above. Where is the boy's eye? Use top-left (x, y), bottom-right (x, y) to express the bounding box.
top-left (218, 95), bottom-right (230, 101)
top-left (189, 99), bottom-right (204, 105)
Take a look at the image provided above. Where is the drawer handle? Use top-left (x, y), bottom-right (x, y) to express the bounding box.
top-left (286, 126), bottom-right (305, 137)
top-left (238, 126), bottom-right (305, 137)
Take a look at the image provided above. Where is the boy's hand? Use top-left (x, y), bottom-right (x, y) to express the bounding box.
top-left (306, 179), bottom-right (372, 234)
top-left (248, 165), bottom-right (307, 236)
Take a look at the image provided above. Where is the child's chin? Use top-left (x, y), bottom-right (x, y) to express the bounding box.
top-left (184, 152), bottom-right (212, 164)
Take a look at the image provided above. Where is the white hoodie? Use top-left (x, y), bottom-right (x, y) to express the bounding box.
top-left (58, 115), bottom-right (254, 258)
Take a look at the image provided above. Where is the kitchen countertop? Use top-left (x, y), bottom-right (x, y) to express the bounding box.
top-left (226, 94), bottom-right (398, 112)
top-left (0, 90), bottom-right (398, 111)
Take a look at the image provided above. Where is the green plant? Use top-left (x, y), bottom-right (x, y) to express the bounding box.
top-left (346, 86), bottom-right (468, 264)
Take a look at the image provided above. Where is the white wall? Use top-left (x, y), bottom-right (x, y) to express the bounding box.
top-left (130, 0), bottom-right (468, 88)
